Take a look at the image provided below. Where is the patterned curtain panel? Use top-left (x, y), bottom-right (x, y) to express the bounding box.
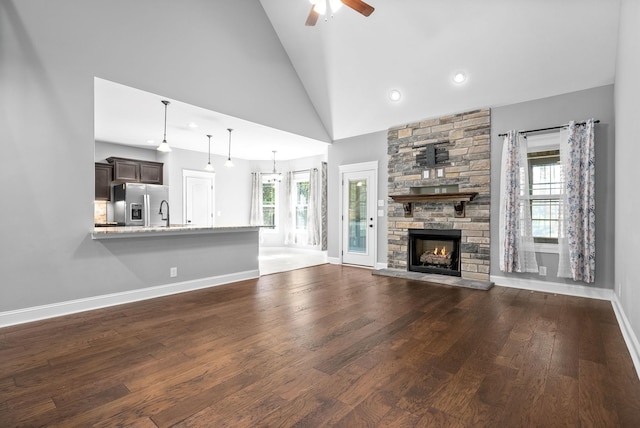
top-left (306, 168), bottom-right (321, 246)
top-left (283, 171), bottom-right (296, 245)
top-left (249, 172), bottom-right (263, 226)
top-left (499, 130), bottom-right (539, 273)
top-left (558, 119), bottom-right (596, 282)
top-left (321, 162), bottom-right (328, 251)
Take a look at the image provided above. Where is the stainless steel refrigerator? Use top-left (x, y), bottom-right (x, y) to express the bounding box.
top-left (112, 183), bottom-right (169, 226)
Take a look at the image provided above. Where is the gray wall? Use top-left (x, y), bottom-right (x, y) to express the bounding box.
top-left (95, 141), bottom-right (160, 164)
top-left (615, 1), bottom-right (640, 351)
top-left (165, 149), bottom-right (253, 227)
top-left (328, 130), bottom-right (388, 265)
top-left (490, 85), bottom-right (615, 289)
top-left (0, 0), bottom-right (327, 312)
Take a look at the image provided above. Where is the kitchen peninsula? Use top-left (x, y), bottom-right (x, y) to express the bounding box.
top-left (76, 225), bottom-right (262, 326)
top-left (92, 224), bottom-right (259, 239)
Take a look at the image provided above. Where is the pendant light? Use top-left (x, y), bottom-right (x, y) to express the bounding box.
top-left (224, 128), bottom-right (234, 168)
top-left (264, 150), bottom-right (282, 183)
top-left (157, 100), bottom-right (172, 153)
top-left (204, 134), bottom-right (214, 172)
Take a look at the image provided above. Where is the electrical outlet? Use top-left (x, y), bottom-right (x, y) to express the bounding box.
top-left (539, 266), bottom-right (547, 276)
top-left (170, 267), bottom-right (178, 277)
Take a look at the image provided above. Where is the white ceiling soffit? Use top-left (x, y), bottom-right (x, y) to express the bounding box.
top-left (259, 0), bottom-right (620, 140)
top-left (94, 78), bottom-right (329, 161)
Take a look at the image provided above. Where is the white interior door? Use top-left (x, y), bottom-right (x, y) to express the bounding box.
top-left (341, 167), bottom-right (377, 267)
top-left (183, 170), bottom-right (215, 226)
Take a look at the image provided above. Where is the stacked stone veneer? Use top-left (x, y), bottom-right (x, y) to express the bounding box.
top-left (387, 108), bottom-right (491, 281)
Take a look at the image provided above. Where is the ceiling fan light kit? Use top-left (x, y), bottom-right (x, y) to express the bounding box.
top-left (306, 0), bottom-right (374, 26)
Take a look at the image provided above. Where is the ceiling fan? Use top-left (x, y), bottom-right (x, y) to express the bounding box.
top-left (306, 0), bottom-right (375, 26)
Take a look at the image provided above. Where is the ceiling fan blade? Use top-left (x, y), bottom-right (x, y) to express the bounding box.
top-left (305, 5), bottom-right (319, 26)
top-left (341, 0), bottom-right (375, 17)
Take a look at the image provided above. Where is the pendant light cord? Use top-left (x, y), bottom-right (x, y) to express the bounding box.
top-left (162, 100), bottom-right (170, 142)
top-left (227, 128), bottom-right (233, 159)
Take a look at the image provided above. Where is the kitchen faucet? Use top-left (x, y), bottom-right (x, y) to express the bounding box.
top-left (159, 200), bottom-right (170, 227)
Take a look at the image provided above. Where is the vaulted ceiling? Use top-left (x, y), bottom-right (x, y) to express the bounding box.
top-left (95, 1), bottom-right (620, 159)
top-left (259, 0), bottom-right (620, 140)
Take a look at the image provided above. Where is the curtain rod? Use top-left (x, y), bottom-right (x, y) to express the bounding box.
top-left (498, 119), bottom-right (600, 137)
top-left (252, 168), bottom-right (318, 175)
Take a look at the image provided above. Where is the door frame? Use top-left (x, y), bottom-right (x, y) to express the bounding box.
top-left (182, 169), bottom-right (215, 227)
top-left (338, 161), bottom-right (378, 267)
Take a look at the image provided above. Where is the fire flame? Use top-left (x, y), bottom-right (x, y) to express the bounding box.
top-left (433, 247), bottom-right (447, 256)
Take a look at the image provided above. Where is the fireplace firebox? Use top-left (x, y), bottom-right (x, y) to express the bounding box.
top-left (408, 229), bottom-right (461, 277)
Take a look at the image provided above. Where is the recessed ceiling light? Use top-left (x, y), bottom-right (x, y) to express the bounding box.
top-left (453, 72), bottom-right (467, 84)
top-left (389, 89), bottom-right (402, 102)
top-left (188, 122), bottom-right (198, 129)
top-left (146, 140), bottom-right (155, 144)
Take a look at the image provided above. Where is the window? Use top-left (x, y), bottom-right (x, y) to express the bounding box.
top-left (523, 132), bottom-right (564, 250)
top-left (528, 150), bottom-right (562, 244)
top-left (262, 181), bottom-right (276, 227)
top-left (295, 178), bottom-right (309, 230)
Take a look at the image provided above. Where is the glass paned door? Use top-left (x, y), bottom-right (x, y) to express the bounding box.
top-left (342, 169), bottom-right (376, 267)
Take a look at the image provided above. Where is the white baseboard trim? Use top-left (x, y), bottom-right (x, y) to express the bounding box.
top-left (326, 258), bottom-right (387, 270)
top-left (0, 270), bottom-right (260, 328)
top-left (611, 294), bottom-right (640, 380)
top-left (490, 275), bottom-right (615, 301)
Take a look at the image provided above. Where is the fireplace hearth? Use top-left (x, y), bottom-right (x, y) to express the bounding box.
top-left (408, 229), bottom-right (461, 277)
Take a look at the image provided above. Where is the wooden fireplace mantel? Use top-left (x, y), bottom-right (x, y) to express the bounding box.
top-left (389, 192), bottom-right (478, 218)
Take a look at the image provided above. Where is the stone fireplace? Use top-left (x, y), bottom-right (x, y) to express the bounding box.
top-left (386, 108), bottom-right (491, 283)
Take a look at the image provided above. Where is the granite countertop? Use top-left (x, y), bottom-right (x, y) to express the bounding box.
top-left (91, 225), bottom-right (259, 239)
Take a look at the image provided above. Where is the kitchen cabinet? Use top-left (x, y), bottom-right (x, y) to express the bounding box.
top-left (107, 157), bottom-right (163, 184)
top-left (95, 162), bottom-right (113, 201)
top-left (140, 162), bottom-right (163, 184)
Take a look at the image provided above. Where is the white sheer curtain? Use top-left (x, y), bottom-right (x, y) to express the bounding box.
top-left (282, 171), bottom-right (296, 245)
top-left (306, 168), bottom-right (321, 246)
top-left (557, 119), bottom-right (596, 282)
top-left (499, 130), bottom-right (539, 273)
top-left (249, 172), bottom-right (263, 226)
top-left (557, 128), bottom-right (571, 278)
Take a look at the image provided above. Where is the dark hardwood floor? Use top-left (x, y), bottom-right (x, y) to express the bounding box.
top-left (1, 264), bottom-right (639, 426)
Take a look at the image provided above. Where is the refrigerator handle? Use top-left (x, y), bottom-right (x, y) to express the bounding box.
top-left (144, 194), bottom-right (149, 227)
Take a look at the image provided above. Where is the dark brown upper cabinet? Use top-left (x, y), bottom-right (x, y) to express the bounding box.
top-left (107, 157), bottom-right (164, 185)
top-left (95, 162), bottom-right (113, 201)
top-left (139, 162), bottom-right (163, 184)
